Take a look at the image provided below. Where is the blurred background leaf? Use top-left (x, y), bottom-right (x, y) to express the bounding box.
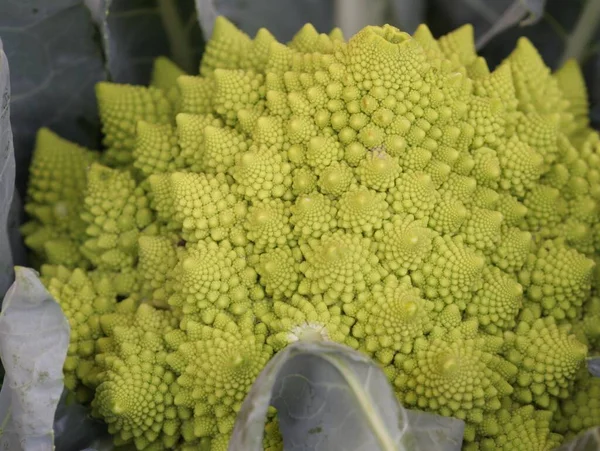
top-left (89, 0), bottom-right (205, 84)
top-left (474, 0), bottom-right (547, 49)
top-left (199, 0), bottom-right (427, 42)
top-left (388, 0), bottom-right (428, 33)
top-left (554, 427), bottom-right (600, 451)
top-left (0, 0), bottom-right (106, 195)
top-left (53, 391), bottom-right (113, 451)
top-left (589, 357), bottom-right (600, 377)
top-left (0, 40), bottom-right (16, 299)
top-left (199, 0), bottom-right (335, 42)
top-left (0, 267), bottom-right (70, 450)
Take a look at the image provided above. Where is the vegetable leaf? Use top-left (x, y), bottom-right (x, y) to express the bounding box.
top-left (230, 340), bottom-right (464, 451)
top-left (6, 189), bottom-right (27, 270)
top-left (0, 40), bottom-right (15, 300)
top-left (554, 427), bottom-right (600, 451)
top-left (331, 0), bottom-right (426, 41)
top-left (0, 1), bottom-right (107, 195)
top-left (53, 391), bottom-right (113, 451)
top-left (0, 267), bottom-right (70, 450)
top-left (194, 0), bottom-right (219, 41)
top-left (389, 0), bottom-right (427, 34)
top-left (198, 0), bottom-right (426, 43)
top-left (87, 0), bottom-right (205, 84)
top-left (333, 0), bottom-right (389, 39)
top-left (588, 356), bottom-right (600, 377)
top-left (476, 0), bottom-right (547, 49)
top-left (199, 0), bottom-right (335, 42)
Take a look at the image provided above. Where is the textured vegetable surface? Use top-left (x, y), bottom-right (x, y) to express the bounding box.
top-left (21, 16), bottom-right (600, 450)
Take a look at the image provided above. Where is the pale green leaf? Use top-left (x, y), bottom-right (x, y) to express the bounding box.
top-left (0, 41), bottom-right (15, 300)
top-left (588, 356), bottom-right (600, 377)
top-left (476, 0), bottom-right (547, 49)
top-left (0, 267), bottom-right (70, 450)
top-left (230, 340), bottom-right (464, 451)
top-left (554, 427), bottom-right (600, 451)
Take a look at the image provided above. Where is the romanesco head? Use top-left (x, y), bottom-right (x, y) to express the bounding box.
top-left (23, 15), bottom-right (600, 450)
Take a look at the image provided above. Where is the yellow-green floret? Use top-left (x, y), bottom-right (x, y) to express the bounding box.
top-left (43, 265), bottom-right (117, 402)
top-left (92, 304), bottom-right (189, 450)
top-left (21, 129), bottom-right (99, 267)
top-left (165, 313), bottom-right (272, 438)
top-left (553, 369), bottom-right (600, 440)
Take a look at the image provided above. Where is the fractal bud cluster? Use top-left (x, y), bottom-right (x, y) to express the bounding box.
top-left (21, 16), bottom-right (600, 451)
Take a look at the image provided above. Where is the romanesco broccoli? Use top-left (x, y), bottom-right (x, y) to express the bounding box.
top-left (21, 16), bottom-right (600, 450)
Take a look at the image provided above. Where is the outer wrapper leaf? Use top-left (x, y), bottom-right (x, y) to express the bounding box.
top-left (230, 340), bottom-right (464, 451)
top-left (0, 41), bottom-right (15, 300)
top-left (0, 267), bottom-right (70, 450)
top-left (554, 427), bottom-right (600, 451)
top-left (53, 392), bottom-right (113, 451)
top-left (476, 0), bottom-right (547, 49)
top-left (589, 357), bottom-right (600, 377)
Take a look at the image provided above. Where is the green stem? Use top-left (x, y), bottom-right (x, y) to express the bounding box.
top-left (560, 0), bottom-right (600, 65)
top-left (542, 11), bottom-right (568, 41)
top-left (0, 405), bottom-right (12, 437)
top-left (582, 42), bottom-right (600, 63)
top-left (157, 0), bottom-right (195, 73)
